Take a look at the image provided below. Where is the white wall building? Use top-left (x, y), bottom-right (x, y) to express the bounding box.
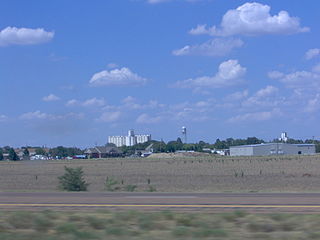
top-left (230, 143), bottom-right (315, 156)
top-left (108, 130), bottom-right (151, 147)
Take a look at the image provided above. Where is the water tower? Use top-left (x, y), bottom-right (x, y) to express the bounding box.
top-left (182, 126), bottom-right (187, 143)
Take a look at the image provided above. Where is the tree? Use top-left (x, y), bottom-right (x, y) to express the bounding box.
top-left (23, 148), bottom-right (29, 157)
top-left (35, 148), bottom-right (47, 156)
top-left (0, 149), bottom-right (3, 161)
top-left (58, 166), bottom-right (89, 191)
top-left (8, 148), bottom-right (19, 161)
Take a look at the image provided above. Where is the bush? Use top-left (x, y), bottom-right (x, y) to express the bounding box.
top-left (105, 177), bottom-right (120, 191)
top-left (145, 186), bottom-right (157, 192)
top-left (124, 184), bottom-right (137, 192)
top-left (33, 215), bottom-right (54, 232)
top-left (58, 166), bottom-right (89, 191)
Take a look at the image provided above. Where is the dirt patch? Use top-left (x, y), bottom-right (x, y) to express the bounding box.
top-left (0, 154), bottom-right (319, 192)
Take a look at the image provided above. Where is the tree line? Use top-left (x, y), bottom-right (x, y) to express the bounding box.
top-left (1, 137), bottom-right (319, 161)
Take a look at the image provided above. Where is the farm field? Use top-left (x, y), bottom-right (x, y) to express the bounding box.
top-left (1, 210), bottom-right (320, 240)
top-left (0, 154), bottom-right (320, 192)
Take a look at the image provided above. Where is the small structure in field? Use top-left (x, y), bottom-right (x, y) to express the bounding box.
top-left (230, 143), bottom-right (315, 156)
top-left (84, 146), bottom-right (123, 159)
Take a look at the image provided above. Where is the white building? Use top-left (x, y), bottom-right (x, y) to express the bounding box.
top-left (230, 143), bottom-right (315, 156)
top-left (108, 130), bottom-right (151, 147)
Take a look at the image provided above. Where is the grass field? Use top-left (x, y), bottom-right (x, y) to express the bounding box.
top-left (0, 210), bottom-right (320, 240)
top-left (0, 154), bottom-right (319, 192)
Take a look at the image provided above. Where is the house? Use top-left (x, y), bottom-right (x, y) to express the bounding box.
top-left (84, 146), bottom-right (123, 159)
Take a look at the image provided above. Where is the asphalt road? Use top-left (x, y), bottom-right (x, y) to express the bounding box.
top-left (1, 192), bottom-right (320, 212)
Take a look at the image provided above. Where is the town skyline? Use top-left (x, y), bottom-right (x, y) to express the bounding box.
top-left (1, 0), bottom-right (320, 148)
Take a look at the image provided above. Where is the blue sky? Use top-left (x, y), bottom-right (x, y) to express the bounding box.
top-left (1, 0), bottom-right (320, 147)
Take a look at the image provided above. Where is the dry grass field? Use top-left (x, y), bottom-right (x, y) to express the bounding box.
top-left (0, 154), bottom-right (320, 192)
top-left (1, 210), bottom-right (320, 240)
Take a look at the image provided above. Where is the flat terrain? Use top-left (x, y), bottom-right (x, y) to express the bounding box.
top-left (0, 155), bottom-right (319, 192)
top-left (2, 192), bottom-right (320, 213)
top-left (1, 209), bottom-right (320, 240)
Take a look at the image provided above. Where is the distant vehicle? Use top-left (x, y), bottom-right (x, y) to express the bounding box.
top-left (73, 155), bottom-right (87, 159)
top-left (30, 155), bottom-right (48, 160)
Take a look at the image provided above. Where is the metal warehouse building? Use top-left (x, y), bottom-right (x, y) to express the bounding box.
top-left (230, 143), bottom-right (315, 156)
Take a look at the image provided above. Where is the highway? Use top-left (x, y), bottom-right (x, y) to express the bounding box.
top-left (1, 192), bottom-right (320, 212)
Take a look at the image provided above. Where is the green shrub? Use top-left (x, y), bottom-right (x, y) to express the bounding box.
top-left (124, 184), bottom-right (137, 192)
top-left (58, 166), bottom-right (89, 191)
top-left (7, 212), bottom-right (34, 229)
top-left (172, 226), bottom-right (191, 237)
top-left (33, 216), bottom-right (54, 232)
top-left (86, 216), bottom-right (106, 230)
top-left (193, 228), bottom-right (228, 238)
top-left (138, 214), bottom-right (156, 230)
top-left (105, 177), bottom-right (120, 191)
top-left (55, 222), bottom-right (78, 234)
top-left (145, 185), bottom-right (157, 192)
top-left (106, 226), bottom-right (127, 236)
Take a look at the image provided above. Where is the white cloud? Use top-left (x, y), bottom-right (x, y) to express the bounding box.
top-left (305, 48), bottom-right (320, 60)
top-left (0, 115), bottom-right (8, 122)
top-left (66, 99), bottom-right (79, 107)
top-left (42, 94), bottom-right (60, 102)
top-left (96, 112), bottom-right (121, 122)
top-left (174, 59), bottom-right (246, 88)
top-left (82, 98), bottom-right (105, 107)
top-left (268, 71), bottom-right (284, 79)
top-left (172, 38), bottom-right (243, 57)
top-left (20, 111), bottom-right (52, 120)
top-left (121, 96), bottom-right (165, 110)
top-left (255, 85), bottom-right (278, 98)
top-left (225, 90), bottom-right (249, 101)
top-left (305, 94), bottom-right (320, 113)
top-left (277, 71), bottom-right (320, 89)
top-left (66, 98), bottom-right (106, 107)
top-left (242, 86), bottom-right (280, 108)
top-left (107, 63), bottom-right (118, 69)
top-left (228, 108), bottom-right (282, 123)
top-left (147, 0), bottom-right (199, 3)
top-left (147, 0), bottom-right (171, 3)
top-left (312, 63), bottom-right (320, 73)
top-left (20, 111), bottom-right (83, 121)
top-left (190, 2), bottom-right (309, 37)
top-left (89, 67), bottom-right (147, 87)
top-left (0, 27), bottom-right (54, 46)
top-left (136, 113), bottom-right (162, 124)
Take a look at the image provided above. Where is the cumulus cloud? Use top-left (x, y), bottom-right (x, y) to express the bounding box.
top-left (107, 63), bottom-right (118, 69)
top-left (147, 0), bottom-right (199, 3)
top-left (225, 90), bottom-right (249, 101)
top-left (42, 94), bottom-right (60, 102)
top-left (0, 115), bottom-right (8, 122)
top-left (20, 111), bottom-right (83, 121)
top-left (0, 27), bottom-right (54, 46)
top-left (305, 94), bottom-right (320, 113)
top-left (147, 0), bottom-right (171, 3)
top-left (242, 86), bottom-right (280, 108)
top-left (312, 63), bottom-right (320, 73)
top-left (173, 38), bottom-right (243, 57)
top-left (190, 2), bottom-right (309, 37)
top-left (89, 67), bottom-right (147, 87)
top-left (96, 112), bottom-right (121, 122)
top-left (268, 71), bottom-right (284, 79)
top-left (228, 108), bottom-right (282, 123)
top-left (82, 98), bottom-right (105, 107)
top-left (305, 48), bottom-right (320, 60)
top-left (271, 70), bottom-right (320, 90)
top-left (136, 113), bottom-right (162, 124)
top-left (66, 98), bottom-right (105, 107)
top-left (174, 59), bottom-right (246, 88)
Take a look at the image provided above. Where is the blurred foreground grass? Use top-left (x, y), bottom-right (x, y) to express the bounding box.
top-left (0, 210), bottom-right (320, 240)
